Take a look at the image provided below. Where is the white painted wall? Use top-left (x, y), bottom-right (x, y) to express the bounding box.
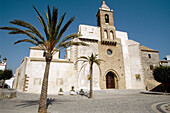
top-left (76, 25), bottom-right (100, 90)
top-left (166, 55), bottom-right (170, 66)
top-left (77, 41), bottom-right (100, 90)
top-left (29, 48), bottom-right (60, 59)
top-left (25, 59), bottom-right (75, 94)
top-left (127, 40), bottom-right (144, 89)
top-left (0, 65), bottom-right (5, 70)
top-left (78, 25), bottom-right (100, 41)
top-left (116, 31), bottom-right (132, 89)
top-left (13, 57), bottom-right (28, 91)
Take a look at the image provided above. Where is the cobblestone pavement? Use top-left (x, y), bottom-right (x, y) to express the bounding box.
top-left (0, 89), bottom-right (169, 113)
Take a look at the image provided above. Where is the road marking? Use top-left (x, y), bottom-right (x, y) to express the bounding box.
top-left (151, 102), bottom-right (170, 113)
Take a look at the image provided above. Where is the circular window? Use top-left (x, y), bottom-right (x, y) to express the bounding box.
top-left (107, 49), bottom-right (112, 55)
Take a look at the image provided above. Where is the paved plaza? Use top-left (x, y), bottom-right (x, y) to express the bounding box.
top-left (0, 89), bottom-right (169, 113)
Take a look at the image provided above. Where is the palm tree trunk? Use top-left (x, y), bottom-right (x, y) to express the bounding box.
top-left (2, 80), bottom-right (6, 89)
top-left (89, 62), bottom-right (93, 99)
top-left (38, 53), bottom-right (52, 113)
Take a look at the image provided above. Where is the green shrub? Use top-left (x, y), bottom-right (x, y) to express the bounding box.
top-left (153, 66), bottom-right (170, 93)
top-left (0, 69), bottom-right (13, 88)
top-left (153, 66), bottom-right (170, 83)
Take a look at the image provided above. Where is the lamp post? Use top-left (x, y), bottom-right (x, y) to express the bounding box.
top-left (3, 57), bottom-right (7, 63)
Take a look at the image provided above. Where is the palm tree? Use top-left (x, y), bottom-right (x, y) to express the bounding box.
top-left (76, 53), bottom-right (104, 99)
top-left (0, 5), bottom-right (87, 113)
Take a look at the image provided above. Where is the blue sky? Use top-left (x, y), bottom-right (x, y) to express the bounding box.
top-left (0, 0), bottom-right (170, 73)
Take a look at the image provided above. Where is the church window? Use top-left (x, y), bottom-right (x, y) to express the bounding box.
top-left (110, 31), bottom-right (113, 39)
top-left (107, 49), bottom-right (112, 55)
top-left (105, 14), bottom-right (109, 23)
top-left (150, 65), bottom-right (153, 70)
top-left (104, 30), bottom-right (108, 39)
top-left (97, 16), bottom-right (100, 26)
top-left (148, 54), bottom-right (151, 58)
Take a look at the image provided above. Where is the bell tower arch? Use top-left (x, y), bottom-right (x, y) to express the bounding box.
top-left (96, 1), bottom-right (116, 41)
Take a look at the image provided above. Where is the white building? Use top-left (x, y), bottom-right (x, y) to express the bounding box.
top-left (13, 1), bottom-right (160, 94)
top-left (166, 55), bottom-right (170, 66)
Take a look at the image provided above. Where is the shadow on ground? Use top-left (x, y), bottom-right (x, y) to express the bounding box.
top-left (16, 98), bottom-right (72, 108)
top-left (150, 84), bottom-right (170, 93)
top-left (140, 91), bottom-right (170, 95)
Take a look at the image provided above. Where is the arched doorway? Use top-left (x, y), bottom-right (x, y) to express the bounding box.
top-left (106, 72), bottom-right (115, 89)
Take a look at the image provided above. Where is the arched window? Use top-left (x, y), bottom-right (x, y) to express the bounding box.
top-left (110, 31), bottom-right (113, 39)
top-left (105, 14), bottom-right (109, 23)
top-left (104, 30), bottom-right (108, 39)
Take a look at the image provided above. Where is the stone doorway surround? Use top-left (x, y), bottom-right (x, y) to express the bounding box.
top-left (104, 69), bottom-right (119, 89)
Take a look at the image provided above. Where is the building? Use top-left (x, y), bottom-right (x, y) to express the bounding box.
top-left (166, 55), bottom-right (170, 66)
top-left (0, 58), bottom-right (7, 70)
top-left (13, 1), bottom-right (160, 94)
top-left (0, 57), bottom-right (7, 87)
top-left (0, 57), bottom-right (14, 88)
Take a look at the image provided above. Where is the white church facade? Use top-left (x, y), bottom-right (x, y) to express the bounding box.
top-left (13, 1), bottom-right (160, 94)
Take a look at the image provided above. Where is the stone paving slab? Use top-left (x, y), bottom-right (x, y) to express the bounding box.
top-left (0, 89), bottom-right (169, 113)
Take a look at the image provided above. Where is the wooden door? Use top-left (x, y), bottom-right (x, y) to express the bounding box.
top-left (106, 72), bottom-right (115, 88)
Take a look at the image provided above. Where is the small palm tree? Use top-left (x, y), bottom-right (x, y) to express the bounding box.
top-left (76, 53), bottom-right (104, 99)
top-left (0, 5), bottom-right (87, 113)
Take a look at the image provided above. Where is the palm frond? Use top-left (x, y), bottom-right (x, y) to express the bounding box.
top-left (45, 11), bottom-right (50, 28)
top-left (78, 56), bottom-right (89, 60)
top-left (79, 63), bottom-right (88, 73)
top-left (59, 33), bottom-right (80, 44)
top-left (33, 5), bottom-right (50, 41)
top-left (14, 39), bottom-right (38, 45)
top-left (38, 44), bottom-right (47, 51)
top-left (0, 26), bottom-right (42, 44)
top-left (70, 41), bottom-right (89, 46)
top-left (97, 59), bottom-right (105, 62)
top-left (57, 41), bottom-right (88, 50)
top-left (75, 59), bottom-right (88, 65)
top-left (9, 20), bottom-right (44, 42)
top-left (53, 13), bottom-right (66, 41)
top-left (0, 26), bottom-right (20, 30)
top-left (76, 53), bottom-right (104, 74)
top-left (47, 5), bottom-right (51, 26)
top-left (52, 6), bottom-right (58, 32)
top-left (44, 7), bottom-right (52, 36)
top-left (93, 60), bottom-right (100, 66)
top-left (57, 17), bottom-right (75, 40)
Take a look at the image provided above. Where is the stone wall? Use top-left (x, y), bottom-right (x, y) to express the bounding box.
top-left (141, 50), bottom-right (160, 90)
top-left (98, 40), bottom-right (126, 89)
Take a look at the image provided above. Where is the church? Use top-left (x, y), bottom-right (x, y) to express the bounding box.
top-left (13, 1), bottom-right (160, 94)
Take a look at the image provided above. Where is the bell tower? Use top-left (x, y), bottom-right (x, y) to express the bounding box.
top-left (96, 1), bottom-right (116, 41)
top-left (97, 1), bottom-right (126, 90)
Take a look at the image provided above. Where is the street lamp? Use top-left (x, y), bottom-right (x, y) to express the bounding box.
top-left (3, 57), bottom-right (7, 63)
